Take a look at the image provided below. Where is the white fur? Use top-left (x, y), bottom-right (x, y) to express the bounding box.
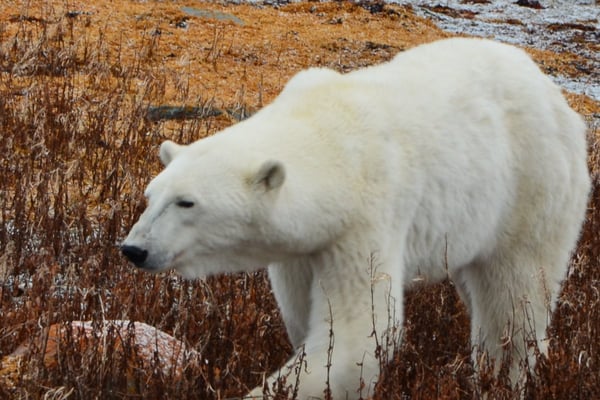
top-left (122, 38), bottom-right (590, 399)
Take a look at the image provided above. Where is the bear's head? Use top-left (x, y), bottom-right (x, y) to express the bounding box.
top-left (121, 76), bottom-right (361, 279)
top-left (121, 138), bottom-right (291, 278)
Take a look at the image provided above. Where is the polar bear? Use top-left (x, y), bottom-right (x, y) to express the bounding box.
top-left (121, 38), bottom-right (590, 399)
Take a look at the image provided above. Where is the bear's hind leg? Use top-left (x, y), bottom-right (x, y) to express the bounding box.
top-left (460, 250), bottom-right (565, 384)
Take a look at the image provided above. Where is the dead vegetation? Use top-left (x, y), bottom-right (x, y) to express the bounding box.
top-left (0, 1), bottom-right (598, 399)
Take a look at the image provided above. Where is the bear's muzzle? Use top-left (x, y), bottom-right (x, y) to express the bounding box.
top-left (121, 245), bottom-right (148, 267)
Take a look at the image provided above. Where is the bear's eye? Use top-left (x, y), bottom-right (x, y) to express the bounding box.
top-left (176, 200), bottom-right (195, 209)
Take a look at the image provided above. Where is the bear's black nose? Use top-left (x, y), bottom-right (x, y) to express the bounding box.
top-left (121, 245), bottom-right (148, 267)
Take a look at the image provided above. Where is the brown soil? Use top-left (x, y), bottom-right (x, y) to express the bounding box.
top-left (2, 1), bottom-right (597, 134)
top-left (2, 0), bottom-right (596, 115)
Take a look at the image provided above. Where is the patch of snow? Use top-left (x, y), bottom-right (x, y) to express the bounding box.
top-left (391, 0), bottom-right (599, 101)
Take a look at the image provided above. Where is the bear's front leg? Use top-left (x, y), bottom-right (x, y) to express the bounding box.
top-left (245, 341), bottom-right (379, 400)
top-left (248, 258), bottom-right (403, 400)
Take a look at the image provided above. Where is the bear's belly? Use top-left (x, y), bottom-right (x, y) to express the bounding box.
top-left (401, 192), bottom-right (504, 287)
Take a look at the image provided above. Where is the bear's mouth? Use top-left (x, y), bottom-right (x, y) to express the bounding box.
top-left (170, 250), bottom-right (214, 279)
top-left (169, 250), bottom-right (187, 271)
top-left (126, 248), bottom-right (184, 275)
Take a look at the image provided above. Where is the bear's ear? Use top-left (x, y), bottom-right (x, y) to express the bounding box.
top-left (253, 160), bottom-right (285, 191)
top-left (159, 140), bottom-right (184, 166)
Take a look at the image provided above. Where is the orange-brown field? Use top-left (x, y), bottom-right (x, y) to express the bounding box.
top-left (0, 1), bottom-right (598, 399)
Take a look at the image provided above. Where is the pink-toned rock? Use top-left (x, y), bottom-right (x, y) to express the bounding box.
top-left (1, 320), bottom-right (197, 392)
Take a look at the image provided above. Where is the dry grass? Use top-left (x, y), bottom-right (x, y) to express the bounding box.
top-left (0, 1), bottom-right (598, 399)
